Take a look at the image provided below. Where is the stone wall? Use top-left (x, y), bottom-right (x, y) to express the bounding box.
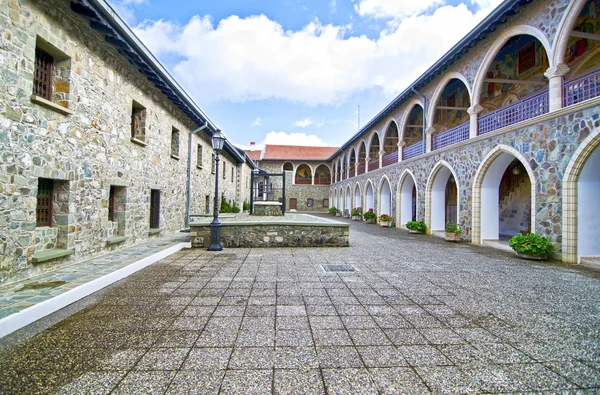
top-left (0, 0), bottom-right (243, 283)
top-left (190, 223), bottom-right (349, 248)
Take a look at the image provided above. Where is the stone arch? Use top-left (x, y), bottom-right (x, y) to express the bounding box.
top-left (425, 161), bottom-right (460, 233)
top-left (397, 169), bottom-right (418, 227)
top-left (333, 189), bottom-right (338, 210)
top-left (368, 132), bottom-right (381, 157)
top-left (567, 46), bottom-right (600, 78)
top-left (315, 164), bottom-right (331, 185)
top-left (378, 175), bottom-right (392, 217)
top-left (295, 163), bottom-right (313, 185)
top-left (553, 0), bottom-right (589, 67)
top-left (353, 182), bottom-right (362, 210)
top-left (381, 118), bottom-right (399, 143)
top-left (399, 98), bottom-right (424, 142)
top-left (472, 25), bottom-right (554, 106)
top-left (345, 184), bottom-right (352, 214)
top-left (562, 126), bottom-right (600, 263)
top-left (282, 162), bottom-right (293, 172)
top-left (339, 186), bottom-right (345, 212)
top-left (364, 180), bottom-right (375, 212)
top-left (348, 148), bottom-right (357, 177)
top-left (472, 145), bottom-right (536, 244)
top-left (427, 71), bottom-right (473, 126)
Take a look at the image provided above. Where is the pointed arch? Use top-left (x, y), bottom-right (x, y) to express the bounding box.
top-left (397, 169), bottom-right (418, 227)
top-left (353, 182), bottom-right (362, 210)
top-left (399, 98), bottom-right (424, 142)
top-left (472, 25), bottom-right (553, 106)
top-left (562, 125), bottom-right (600, 263)
top-left (427, 72), bottom-right (473, 126)
top-left (345, 184), bottom-right (352, 214)
top-left (471, 145), bottom-right (536, 244)
top-left (364, 180), bottom-right (375, 212)
top-left (378, 175), bottom-right (393, 217)
top-left (553, 0), bottom-right (589, 66)
top-left (425, 161), bottom-right (460, 233)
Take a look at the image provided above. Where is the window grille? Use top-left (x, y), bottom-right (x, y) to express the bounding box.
top-left (34, 48), bottom-right (54, 100)
top-left (211, 154), bottom-right (216, 174)
top-left (131, 103), bottom-right (146, 141)
top-left (36, 178), bottom-right (54, 227)
top-left (150, 189), bottom-right (160, 229)
top-left (109, 186), bottom-right (116, 221)
top-left (171, 128), bottom-right (180, 157)
top-left (197, 144), bottom-right (203, 167)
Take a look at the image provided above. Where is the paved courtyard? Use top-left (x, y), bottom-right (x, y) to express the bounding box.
top-left (0, 216), bottom-right (599, 394)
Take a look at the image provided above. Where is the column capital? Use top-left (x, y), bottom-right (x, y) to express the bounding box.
top-left (365, 156), bottom-right (371, 162)
top-left (467, 104), bottom-right (483, 115)
top-left (544, 63), bottom-right (570, 79)
top-left (399, 140), bottom-right (406, 148)
top-left (378, 149), bottom-right (386, 156)
top-left (426, 127), bottom-right (436, 136)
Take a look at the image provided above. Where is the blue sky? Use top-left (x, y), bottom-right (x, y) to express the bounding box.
top-left (109, 0), bottom-right (503, 149)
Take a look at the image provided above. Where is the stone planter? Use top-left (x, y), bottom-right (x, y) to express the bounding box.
top-left (343, 213), bottom-right (350, 219)
top-left (336, 212), bottom-right (341, 217)
top-left (444, 232), bottom-right (461, 242)
top-left (408, 229), bottom-right (424, 234)
top-left (351, 216), bottom-right (361, 221)
top-left (380, 221), bottom-right (391, 227)
top-left (365, 218), bottom-right (376, 224)
top-left (516, 252), bottom-right (547, 261)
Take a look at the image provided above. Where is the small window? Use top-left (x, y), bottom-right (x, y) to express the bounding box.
top-left (197, 144), bottom-right (203, 168)
top-left (150, 189), bottom-right (160, 229)
top-left (323, 199), bottom-right (329, 208)
top-left (307, 198), bottom-right (314, 207)
top-left (211, 154), bottom-right (216, 174)
top-left (171, 127), bottom-right (180, 158)
top-left (109, 186), bottom-right (116, 221)
top-left (283, 162), bottom-right (293, 171)
top-left (518, 42), bottom-right (536, 75)
top-left (223, 161), bottom-right (227, 179)
top-left (231, 167), bottom-right (234, 182)
top-left (36, 178), bottom-right (54, 227)
top-left (131, 101), bottom-right (147, 143)
top-left (34, 48), bottom-right (54, 101)
top-left (205, 195), bottom-right (210, 214)
top-left (32, 37), bottom-right (72, 113)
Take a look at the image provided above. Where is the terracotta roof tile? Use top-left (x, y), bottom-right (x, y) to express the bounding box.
top-left (263, 145), bottom-right (338, 161)
top-left (245, 150), bottom-right (262, 161)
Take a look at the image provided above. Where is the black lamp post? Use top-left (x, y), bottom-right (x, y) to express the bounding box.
top-left (208, 129), bottom-right (226, 251)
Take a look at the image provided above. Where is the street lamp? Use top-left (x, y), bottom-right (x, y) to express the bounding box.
top-left (208, 129), bottom-right (226, 251)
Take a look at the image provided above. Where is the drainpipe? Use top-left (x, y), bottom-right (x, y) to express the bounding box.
top-left (185, 122), bottom-right (209, 230)
top-left (411, 88), bottom-right (427, 151)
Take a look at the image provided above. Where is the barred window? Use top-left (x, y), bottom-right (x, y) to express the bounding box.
top-left (34, 48), bottom-right (54, 100)
top-left (197, 144), bottom-right (203, 168)
top-left (231, 167), bottom-right (234, 182)
top-left (131, 101), bottom-right (146, 142)
top-left (36, 178), bottom-right (54, 227)
top-left (150, 189), bottom-right (160, 229)
top-left (109, 185), bottom-right (116, 221)
top-left (211, 154), bottom-right (216, 174)
top-left (171, 127), bottom-right (180, 158)
top-left (223, 161), bottom-right (226, 179)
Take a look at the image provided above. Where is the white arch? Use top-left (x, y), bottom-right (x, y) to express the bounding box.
top-left (553, 0), bottom-right (588, 67)
top-left (346, 185), bottom-right (352, 213)
top-left (472, 25), bottom-right (554, 105)
top-left (339, 186), bottom-right (345, 212)
top-left (353, 182), bottom-right (362, 210)
top-left (365, 180), bottom-right (375, 212)
top-left (426, 160), bottom-right (460, 232)
top-left (426, 72), bottom-right (473, 127)
top-left (472, 145), bottom-right (536, 244)
top-left (366, 131), bottom-right (382, 157)
top-left (378, 175), bottom-right (392, 217)
top-left (397, 169), bottom-right (418, 227)
top-left (399, 99), bottom-right (425, 142)
top-left (333, 189), bottom-right (338, 209)
top-left (381, 118), bottom-right (400, 143)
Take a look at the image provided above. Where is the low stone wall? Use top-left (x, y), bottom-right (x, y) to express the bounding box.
top-left (252, 203), bottom-right (283, 216)
top-left (190, 223), bottom-right (349, 248)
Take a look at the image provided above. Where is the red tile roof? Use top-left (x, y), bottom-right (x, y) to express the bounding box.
top-left (245, 150), bottom-right (262, 161)
top-left (263, 144), bottom-right (338, 161)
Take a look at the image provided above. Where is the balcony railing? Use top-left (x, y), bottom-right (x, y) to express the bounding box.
top-left (432, 121), bottom-right (469, 151)
top-left (564, 67), bottom-right (600, 106)
top-left (382, 151), bottom-right (398, 167)
top-left (295, 177), bottom-right (312, 185)
top-left (357, 164), bottom-right (365, 175)
top-left (402, 141), bottom-right (424, 160)
top-left (478, 89), bottom-right (548, 135)
top-left (368, 158), bottom-right (379, 171)
top-left (314, 177), bottom-right (331, 185)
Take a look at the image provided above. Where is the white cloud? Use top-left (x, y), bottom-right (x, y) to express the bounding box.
top-left (294, 118), bottom-right (324, 128)
top-left (250, 117), bottom-right (262, 127)
top-left (132, 2), bottom-right (501, 106)
top-left (108, 0), bottom-right (147, 25)
top-left (238, 131), bottom-right (328, 150)
top-left (354, 0), bottom-right (444, 19)
top-left (329, 0), bottom-right (337, 13)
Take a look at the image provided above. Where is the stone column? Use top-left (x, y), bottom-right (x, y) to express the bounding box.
top-left (379, 149), bottom-right (385, 168)
top-left (354, 158), bottom-right (359, 177)
top-left (365, 156), bottom-right (371, 172)
top-left (398, 141), bottom-right (406, 161)
top-left (544, 64), bottom-right (570, 112)
top-left (467, 104), bottom-right (483, 139)
top-left (425, 127), bottom-right (435, 153)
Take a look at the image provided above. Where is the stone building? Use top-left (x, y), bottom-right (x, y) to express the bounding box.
top-left (0, 0), bottom-right (254, 284)
top-left (327, 0), bottom-right (600, 264)
top-left (248, 144), bottom-right (337, 213)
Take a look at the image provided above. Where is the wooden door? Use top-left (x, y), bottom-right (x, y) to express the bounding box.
top-left (289, 198), bottom-right (297, 210)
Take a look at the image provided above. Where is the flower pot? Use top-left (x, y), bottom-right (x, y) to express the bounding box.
top-left (344, 213), bottom-right (350, 219)
top-left (335, 212), bottom-right (341, 217)
top-left (516, 252), bottom-right (547, 261)
top-left (380, 221), bottom-right (391, 227)
top-left (351, 216), bottom-right (361, 221)
top-left (444, 232), bottom-right (461, 242)
top-left (408, 229), bottom-right (424, 234)
top-left (366, 218), bottom-right (376, 224)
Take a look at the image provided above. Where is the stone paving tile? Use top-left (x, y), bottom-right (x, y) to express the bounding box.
top-left (321, 368), bottom-right (379, 394)
top-left (165, 370), bottom-right (224, 395)
top-left (317, 346), bottom-right (363, 368)
top-left (220, 369), bottom-right (273, 395)
top-left (273, 368), bottom-right (325, 395)
top-left (55, 371), bottom-right (125, 395)
top-left (133, 347), bottom-right (189, 371)
top-left (369, 367), bottom-right (431, 394)
top-left (182, 347), bottom-right (232, 370)
top-left (112, 371), bottom-right (176, 395)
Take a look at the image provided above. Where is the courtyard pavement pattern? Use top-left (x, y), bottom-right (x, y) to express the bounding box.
top-left (0, 216), bottom-right (599, 394)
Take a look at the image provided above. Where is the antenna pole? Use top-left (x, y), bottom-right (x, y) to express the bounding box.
top-left (357, 105), bottom-right (360, 131)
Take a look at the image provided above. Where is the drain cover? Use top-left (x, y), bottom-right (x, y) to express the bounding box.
top-left (322, 264), bottom-right (355, 272)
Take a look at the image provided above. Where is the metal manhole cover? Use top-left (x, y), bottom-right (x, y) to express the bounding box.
top-left (322, 264), bottom-right (355, 272)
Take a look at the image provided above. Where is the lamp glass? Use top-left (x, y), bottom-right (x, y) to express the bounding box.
top-left (211, 129), bottom-right (225, 151)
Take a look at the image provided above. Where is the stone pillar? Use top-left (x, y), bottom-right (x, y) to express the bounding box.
top-left (365, 156), bottom-right (371, 172)
top-left (354, 159), bottom-right (359, 177)
top-left (544, 64), bottom-right (570, 112)
top-left (379, 149), bottom-right (385, 168)
top-left (425, 127), bottom-right (435, 153)
top-left (468, 104), bottom-right (483, 139)
top-left (398, 141), bottom-right (405, 161)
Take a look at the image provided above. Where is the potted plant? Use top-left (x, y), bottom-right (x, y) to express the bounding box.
top-left (379, 214), bottom-right (393, 227)
top-left (444, 222), bottom-right (461, 242)
top-left (351, 207), bottom-right (362, 221)
top-left (509, 232), bottom-right (553, 260)
top-left (406, 220), bottom-right (426, 234)
top-left (363, 211), bottom-right (377, 224)
top-left (329, 207), bottom-right (338, 216)
top-left (343, 209), bottom-right (350, 219)
top-left (242, 201), bottom-right (250, 213)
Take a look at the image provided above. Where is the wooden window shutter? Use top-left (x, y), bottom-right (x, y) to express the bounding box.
top-left (34, 48), bottom-right (54, 100)
top-left (36, 178), bottom-right (54, 227)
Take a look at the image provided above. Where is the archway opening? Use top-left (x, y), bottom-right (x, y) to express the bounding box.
top-left (382, 123), bottom-right (399, 167)
top-left (357, 142), bottom-right (367, 175)
top-left (339, 188), bottom-right (345, 212)
top-left (478, 35), bottom-right (549, 135)
top-left (379, 179), bottom-right (392, 216)
top-left (346, 186), bottom-right (352, 215)
top-left (402, 105), bottom-right (424, 159)
top-left (315, 164), bottom-right (331, 185)
top-left (295, 164), bottom-right (312, 185)
top-left (348, 149), bottom-right (356, 178)
top-left (368, 134), bottom-right (380, 171)
top-left (399, 174), bottom-right (417, 226)
top-left (578, 143), bottom-right (600, 260)
top-left (365, 183), bottom-right (374, 212)
top-left (431, 166), bottom-right (457, 232)
top-left (432, 79), bottom-right (471, 150)
top-left (341, 154), bottom-right (348, 181)
top-left (481, 153), bottom-right (531, 241)
top-left (283, 162), bottom-right (293, 171)
top-left (354, 184), bottom-right (361, 211)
